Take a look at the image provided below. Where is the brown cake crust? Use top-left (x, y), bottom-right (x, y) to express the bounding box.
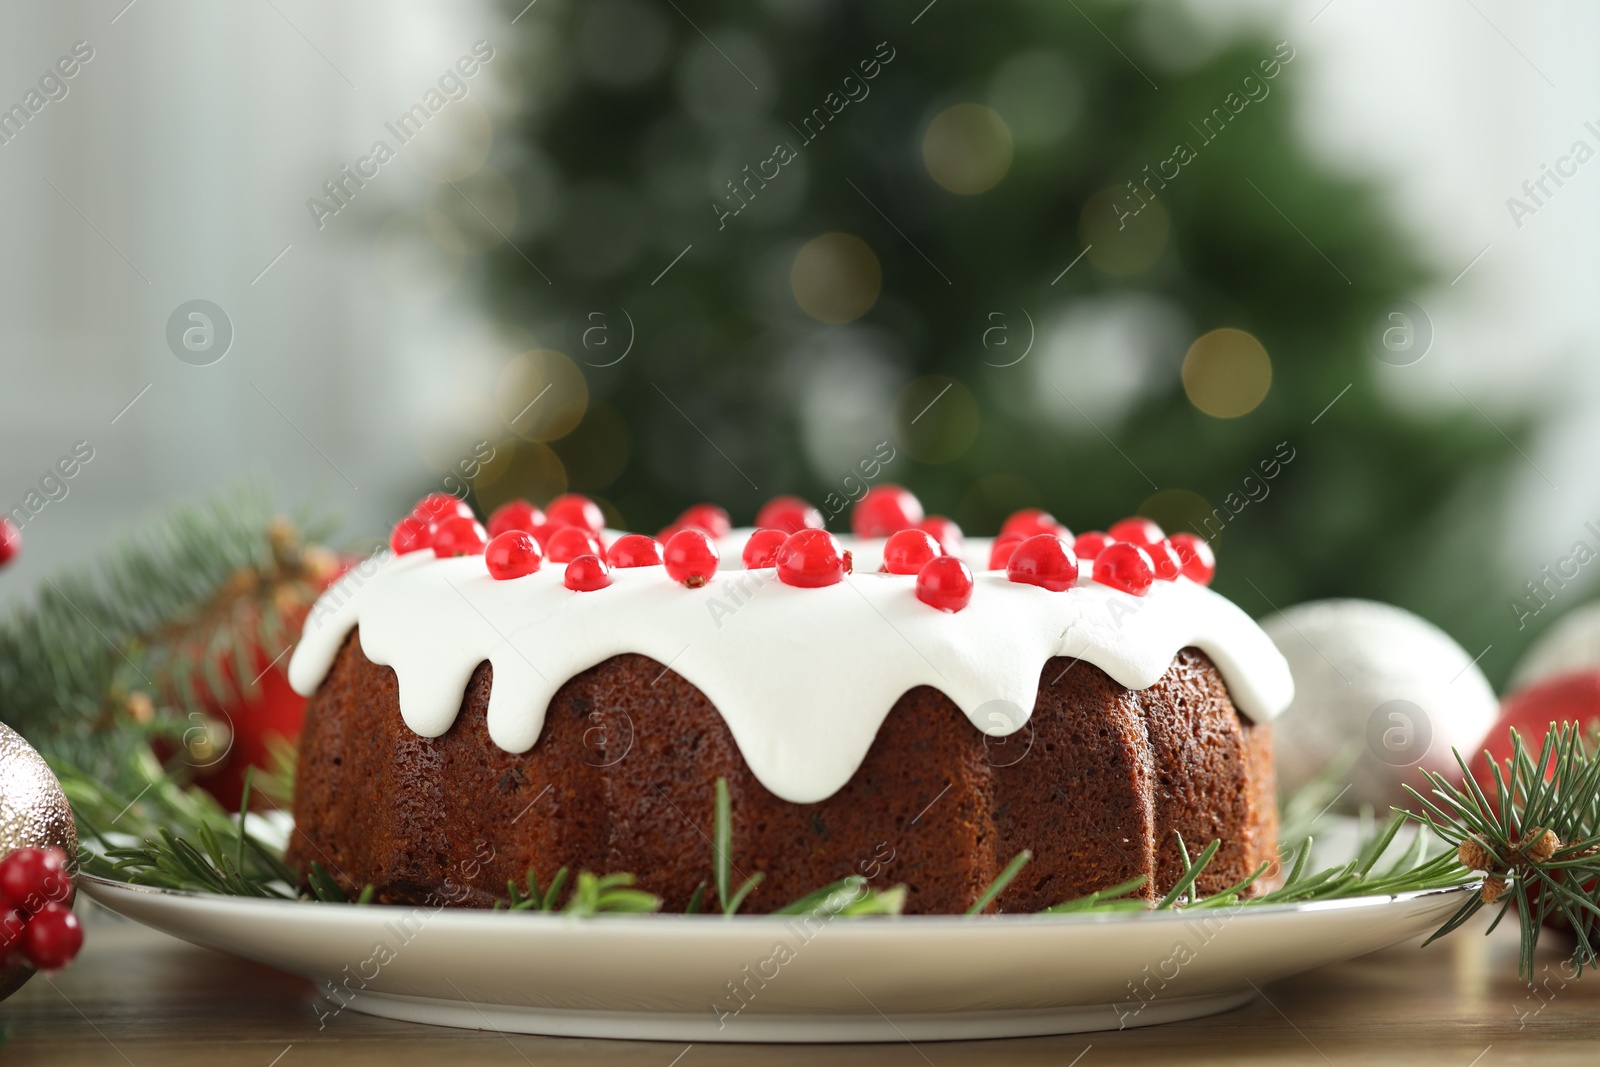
top-left (288, 632), bottom-right (1275, 913)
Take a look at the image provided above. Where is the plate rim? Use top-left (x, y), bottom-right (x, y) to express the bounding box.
top-left (79, 872), bottom-right (1476, 929)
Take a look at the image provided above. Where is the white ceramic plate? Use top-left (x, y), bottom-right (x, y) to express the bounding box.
top-left (81, 876), bottom-right (1471, 1042)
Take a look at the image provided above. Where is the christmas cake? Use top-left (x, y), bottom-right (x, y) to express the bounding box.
top-left (286, 488), bottom-right (1293, 913)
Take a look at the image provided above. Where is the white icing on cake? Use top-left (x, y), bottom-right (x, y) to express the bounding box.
top-left (288, 531), bottom-right (1293, 804)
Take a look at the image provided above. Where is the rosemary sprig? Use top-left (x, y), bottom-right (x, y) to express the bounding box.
top-left (713, 777), bottom-right (764, 916)
top-left (1401, 722), bottom-right (1600, 978)
top-left (965, 850), bottom-right (1033, 916)
top-left (494, 868), bottom-right (661, 915)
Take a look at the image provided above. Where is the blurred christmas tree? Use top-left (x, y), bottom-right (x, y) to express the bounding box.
top-left (470, 0), bottom-right (1522, 677)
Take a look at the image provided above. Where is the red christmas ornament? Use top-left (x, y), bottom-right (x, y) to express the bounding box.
top-left (664, 528), bottom-right (720, 588)
top-left (851, 485), bottom-right (923, 538)
top-left (755, 496), bottom-right (824, 535)
top-left (485, 531), bottom-right (542, 580)
top-left (389, 516), bottom-right (432, 555)
top-left (564, 554), bottom-right (611, 592)
top-left (21, 903), bottom-right (82, 972)
top-left (917, 516), bottom-right (964, 556)
top-left (1093, 542), bottom-right (1156, 596)
top-left (1108, 517), bottom-right (1163, 546)
top-left (544, 526), bottom-right (603, 564)
top-left (1073, 531), bottom-right (1113, 560)
top-left (916, 556), bottom-right (974, 612)
top-left (882, 529), bottom-right (941, 575)
top-left (606, 533), bottom-right (665, 569)
top-left (987, 534), bottom-right (1024, 571)
top-left (675, 503), bottom-right (732, 539)
top-left (741, 528), bottom-right (788, 569)
top-left (431, 516), bottom-right (489, 558)
top-left (777, 529), bottom-right (851, 588)
top-left (1005, 534), bottom-right (1079, 592)
top-left (546, 493), bottom-right (605, 534)
top-left (0, 517), bottom-right (20, 568)
top-left (487, 499), bottom-right (545, 539)
top-left (1470, 671), bottom-right (1600, 797)
top-left (1167, 533), bottom-right (1216, 585)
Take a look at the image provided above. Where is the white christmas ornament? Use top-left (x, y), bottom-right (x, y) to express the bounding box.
top-left (1509, 599), bottom-right (1600, 691)
top-left (1260, 599), bottom-right (1499, 808)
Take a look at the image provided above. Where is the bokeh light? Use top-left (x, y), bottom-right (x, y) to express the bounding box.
top-left (427, 168), bottom-right (518, 253)
top-left (790, 233), bottom-right (881, 324)
top-left (496, 350), bottom-right (589, 442)
top-left (474, 440), bottom-right (568, 514)
top-left (894, 375), bottom-right (980, 464)
top-left (1080, 185), bottom-right (1169, 275)
top-left (922, 104), bottom-right (1014, 194)
top-left (987, 50), bottom-right (1083, 149)
top-left (1182, 328), bottom-right (1273, 418)
top-left (400, 95), bottom-right (493, 182)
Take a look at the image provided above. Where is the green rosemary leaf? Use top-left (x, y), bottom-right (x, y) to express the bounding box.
top-left (713, 777), bottom-right (732, 914)
top-left (685, 881), bottom-right (707, 915)
top-left (1158, 838), bottom-right (1220, 909)
top-left (541, 867), bottom-right (570, 911)
top-left (966, 850), bottom-right (1032, 916)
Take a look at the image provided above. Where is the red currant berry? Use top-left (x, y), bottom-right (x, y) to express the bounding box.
top-left (664, 528), bottom-right (720, 587)
top-left (413, 493), bottom-right (474, 526)
top-left (917, 516), bottom-right (963, 556)
top-left (487, 499), bottom-right (545, 539)
top-left (1000, 508), bottom-right (1070, 541)
top-left (1108, 517), bottom-right (1163, 546)
top-left (564, 554), bottom-right (611, 592)
top-left (777, 529), bottom-right (851, 588)
top-left (1073, 531), bottom-right (1113, 559)
top-left (0, 518), bottom-right (19, 568)
top-left (987, 534), bottom-right (1024, 570)
top-left (389, 515), bottom-right (432, 555)
top-left (485, 531), bottom-right (542, 580)
top-left (741, 528), bottom-right (788, 569)
top-left (0, 907), bottom-right (23, 956)
top-left (0, 847), bottom-right (72, 914)
top-left (22, 903), bottom-right (83, 971)
top-left (606, 533), bottom-right (665, 569)
top-left (1148, 539), bottom-right (1184, 582)
top-left (1005, 534), bottom-right (1079, 592)
top-left (1094, 542), bottom-right (1156, 596)
top-left (851, 484), bottom-right (923, 538)
top-left (431, 516), bottom-right (489, 558)
top-left (755, 496), bottom-right (824, 535)
top-left (544, 525), bottom-right (603, 564)
top-left (546, 493), bottom-right (605, 534)
top-left (1168, 533), bottom-right (1216, 585)
top-left (675, 503), bottom-right (732, 539)
top-left (916, 555), bottom-right (974, 612)
top-left (882, 529), bottom-right (941, 575)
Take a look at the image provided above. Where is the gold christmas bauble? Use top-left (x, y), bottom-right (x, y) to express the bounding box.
top-left (0, 721), bottom-right (78, 1001)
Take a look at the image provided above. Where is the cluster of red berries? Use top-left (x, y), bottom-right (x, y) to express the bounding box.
top-left (0, 847), bottom-right (81, 973)
top-left (986, 512), bottom-right (1214, 597)
top-left (387, 484), bottom-right (1215, 612)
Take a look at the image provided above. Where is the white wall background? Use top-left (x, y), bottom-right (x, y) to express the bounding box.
top-left (0, 0), bottom-right (1596, 603)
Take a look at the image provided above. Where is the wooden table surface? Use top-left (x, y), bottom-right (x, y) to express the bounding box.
top-left (2, 902), bottom-right (1595, 1066)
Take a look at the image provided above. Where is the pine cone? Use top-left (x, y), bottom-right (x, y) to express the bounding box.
top-left (1458, 836), bottom-right (1495, 872)
top-left (1481, 875), bottom-right (1508, 904)
top-left (1523, 828), bottom-right (1561, 864)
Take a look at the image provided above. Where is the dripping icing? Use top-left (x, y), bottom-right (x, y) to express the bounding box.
top-left (288, 532), bottom-right (1293, 804)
